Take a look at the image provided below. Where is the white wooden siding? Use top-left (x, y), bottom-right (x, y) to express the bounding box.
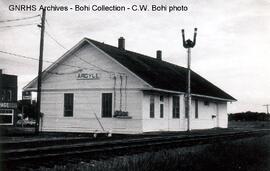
top-left (190, 100), bottom-right (228, 130)
top-left (141, 93), bottom-right (228, 132)
top-left (41, 90), bottom-right (143, 134)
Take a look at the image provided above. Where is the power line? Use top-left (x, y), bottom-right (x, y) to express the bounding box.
top-left (76, 54), bottom-right (113, 73)
top-left (0, 50), bottom-right (105, 72)
top-left (45, 31), bottom-right (66, 49)
top-left (45, 18), bottom-right (51, 27)
top-left (0, 15), bottom-right (40, 23)
top-left (0, 23), bottom-right (39, 29)
top-left (43, 19), bottom-right (117, 74)
top-left (44, 30), bottom-right (115, 74)
top-left (0, 17), bottom-right (120, 75)
top-left (44, 19), bottom-right (129, 75)
top-left (0, 50), bottom-right (47, 62)
top-left (45, 30), bottom-right (112, 73)
top-left (46, 70), bottom-right (82, 75)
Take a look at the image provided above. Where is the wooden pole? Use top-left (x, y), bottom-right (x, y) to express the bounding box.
top-left (35, 9), bottom-right (46, 134)
top-left (263, 104), bottom-right (270, 114)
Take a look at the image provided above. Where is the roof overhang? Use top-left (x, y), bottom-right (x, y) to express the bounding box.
top-left (143, 87), bottom-right (236, 102)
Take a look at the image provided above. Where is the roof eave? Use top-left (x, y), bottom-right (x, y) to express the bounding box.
top-left (144, 87), bottom-right (236, 102)
top-left (192, 94), bottom-right (237, 102)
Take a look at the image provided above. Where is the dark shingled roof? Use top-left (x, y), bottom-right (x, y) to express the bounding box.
top-left (87, 38), bottom-right (236, 101)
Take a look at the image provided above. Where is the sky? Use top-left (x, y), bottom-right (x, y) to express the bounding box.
top-left (0, 0), bottom-right (270, 113)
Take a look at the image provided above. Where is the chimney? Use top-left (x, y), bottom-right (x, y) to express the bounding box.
top-left (156, 50), bottom-right (162, 60)
top-left (118, 37), bottom-right (125, 50)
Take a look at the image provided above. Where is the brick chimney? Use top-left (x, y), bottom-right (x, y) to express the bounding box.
top-left (118, 37), bottom-right (125, 50)
top-left (156, 50), bottom-right (162, 60)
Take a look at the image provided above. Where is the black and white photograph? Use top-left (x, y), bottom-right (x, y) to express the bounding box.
top-left (0, 0), bottom-right (269, 170)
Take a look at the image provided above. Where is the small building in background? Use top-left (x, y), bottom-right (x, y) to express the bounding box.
top-left (19, 91), bottom-right (36, 120)
top-left (0, 69), bottom-right (18, 126)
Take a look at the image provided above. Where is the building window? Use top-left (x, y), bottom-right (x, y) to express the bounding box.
top-left (185, 97), bottom-right (189, 118)
top-left (7, 90), bottom-right (12, 101)
top-left (64, 93), bottom-right (73, 117)
top-left (150, 95), bottom-right (155, 118)
top-left (0, 90), bottom-right (4, 101)
top-left (0, 90), bottom-right (12, 102)
top-left (160, 95), bottom-right (164, 118)
top-left (102, 93), bottom-right (112, 118)
top-left (195, 99), bottom-right (199, 119)
top-left (160, 95), bottom-right (164, 102)
top-left (160, 104), bottom-right (164, 118)
top-left (172, 96), bottom-right (180, 118)
top-left (204, 101), bottom-right (209, 106)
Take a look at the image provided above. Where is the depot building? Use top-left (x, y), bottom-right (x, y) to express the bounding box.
top-left (24, 37), bottom-right (236, 134)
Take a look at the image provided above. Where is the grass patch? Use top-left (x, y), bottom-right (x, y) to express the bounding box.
top-left (28, 135), bottom-right (270, 171)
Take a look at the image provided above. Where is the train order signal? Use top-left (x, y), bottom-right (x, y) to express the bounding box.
top-left (181, 28), bottom-right (197, 48)
top-left (181, 27), bottom-right (198, 132)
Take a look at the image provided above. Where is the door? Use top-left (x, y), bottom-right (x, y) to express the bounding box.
top-left (213, 103), bottom-right (219, 128)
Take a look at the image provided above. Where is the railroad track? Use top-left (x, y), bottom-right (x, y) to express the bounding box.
top-left (1, 129), bottom-right (269, 169)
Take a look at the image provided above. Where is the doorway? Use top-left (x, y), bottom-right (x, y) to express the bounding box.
top-left (213, 103), bottom-right (219, 128)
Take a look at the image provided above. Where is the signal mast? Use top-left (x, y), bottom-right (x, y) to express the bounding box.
top-left (181, 28), bottom-right (198, 131)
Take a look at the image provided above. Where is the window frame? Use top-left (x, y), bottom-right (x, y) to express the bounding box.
top-left (101, 93), bottom-right (113, 118)
top-left (150, 95), bottom-right (155, 118)
top-left (64, 93), bottom-right (74, 117)
top-left (7, 90), bottom-right (12, 102)
top-left (195, 99), bottom-right (199, 119)
top-left (160, 95), bottom-right (164, 102)
top-left (160, 104), bottom-right (164, 118)
top-left (172, 96), bottom-right (180, 118)
top-left (160, 95), bottom-right (164, 118)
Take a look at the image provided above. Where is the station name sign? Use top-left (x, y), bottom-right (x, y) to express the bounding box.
top-left (77, 73), bottom-right (100, 80)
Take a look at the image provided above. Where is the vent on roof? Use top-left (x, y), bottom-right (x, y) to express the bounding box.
top-left (156, 50), bottom-right (162, 60)
top-left (118, 37), bottom-right (125, 50)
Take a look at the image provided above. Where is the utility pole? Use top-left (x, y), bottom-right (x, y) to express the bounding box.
top-left (35, 9), bottom-right (46, 134)
top-left (263, 104), bottom-right (270, 114)
top-left (181, 28), bottom-right (197, 131)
